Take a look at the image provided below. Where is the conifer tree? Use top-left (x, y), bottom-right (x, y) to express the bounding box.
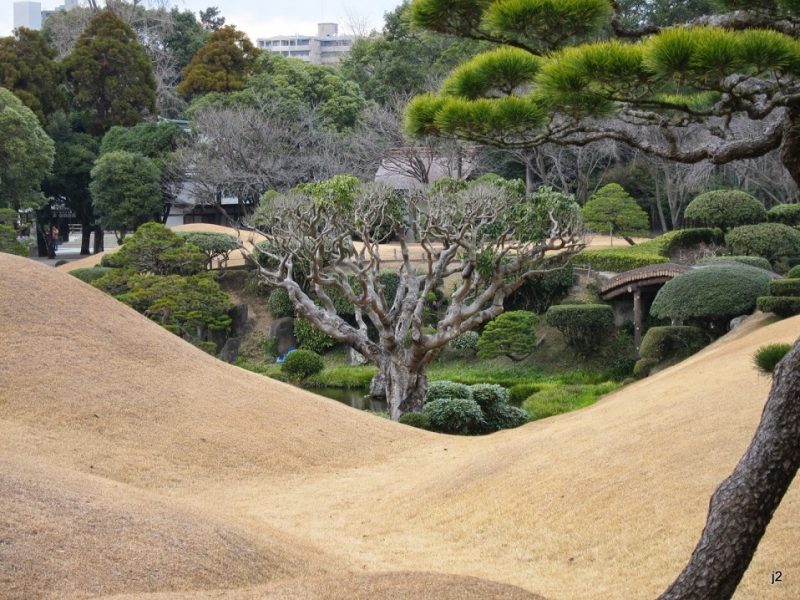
top-left (582, 183), bottom-right (648, 245)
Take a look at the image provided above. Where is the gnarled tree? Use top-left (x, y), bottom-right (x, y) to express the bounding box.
top-left (243, 176), bottom-right (583, 420)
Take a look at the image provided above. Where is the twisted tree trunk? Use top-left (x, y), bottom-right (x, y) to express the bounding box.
top-left (658, 339), bottom-right (800, 599)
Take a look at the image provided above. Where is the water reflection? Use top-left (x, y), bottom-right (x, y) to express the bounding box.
top-left (307, 387), bottom-right (388, 412)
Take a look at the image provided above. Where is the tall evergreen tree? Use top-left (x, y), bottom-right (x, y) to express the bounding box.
top-left (64, 10), bottom-right (156, 137)
top-left (0, 27), bottom-right (67, 125)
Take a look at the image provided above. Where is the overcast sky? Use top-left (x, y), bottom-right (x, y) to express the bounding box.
top-left (2, 0), bottom-right (403, 43)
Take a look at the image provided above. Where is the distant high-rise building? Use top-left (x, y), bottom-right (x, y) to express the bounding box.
top-left (256, 23), bottom-right (354, 65)
top-left (13, 1), bottom-right (42, 30)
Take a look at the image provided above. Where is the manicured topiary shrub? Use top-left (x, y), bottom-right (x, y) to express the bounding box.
top-left (69, 267), bottom-right (113, 284)
top-left (110, 223), bottom-right (206, 275)
top-left (398, 411), bottom-right (431, 430)
top-left (423, 397), bottom-right (484, 434)
top-left (756, 296), bottom-right (800, 318)
top-left (100, 251), bottom-right (127, 268)
top-left (752, 343), bottom-right (792, 374)
top-left (477, 311), bottom-right (539, 361)
top-left (768, 279), bottom-right (800, 297)
top-left (268, 288), bottom-right (295, 318)
top-left (483, 405), bottom-right (529, 431)
top-left (582, 183), bottom-right (649, 241)
top-left (697, 255), bottom-right (773, 271)
top-left (725, 223), bottom-right (800, 264)
top-left (650, 265), bottom-right (772, 335)
top-left (177, 232), bottom-right (238, 269)
top-left (639, 326), bottom-right (708, 362)
top-left (684, 190), bottom-right (766, 231)
top-left (788, 265), bottom-right (800, 279)
top-left (656, 228), bottom-right (725, 255)
top-left (633, 358), bottom-right (658, 378)
top-left (579, 248), bottom-right (668, 272)
top-left (469, 384), bottom-right (510, 411)
top-left (545, 304), bottom-right (615, 352)
top-left (294, 317), bottom-right (336, 354)
top-left (280, 349), bottom-right (324, 380)
top-left (767, 204), bottom-right (800, 226)
top-left (425, 380), bottom-right (473, 403)
top-left (448, 330), bottom-right (479, 351)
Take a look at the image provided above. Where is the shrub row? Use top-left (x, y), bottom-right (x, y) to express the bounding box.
top-left (545, 304), bottom-right (615, 353)
top-left (756, 275), bottom-right (800, 318)
top-left (725, 223), bottom-right (800, 264)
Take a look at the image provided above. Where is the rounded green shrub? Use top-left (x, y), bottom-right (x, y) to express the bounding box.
top-left (178, 232), bottom-right (238, 268)
top-left (477, 311), bottom-right (539, 361)
top-left (69, 267), bottom-right (113, 284)
top-left (280, 349), bottom-right (324, 380)
top-left (767, 204), bottom-right (800, 226)
top-left (469, 383), bottom-right (510, 410)
top-left (768, 279), bottom-right (800, 297)
top-left (684, 190), bottom-right (766, 231)
top-left (638, 326), bottom-right (708, 362)
top-left (788, 265), bottom-right (800, 279)
top-left (111, 223), bottom-right (206, 275)
top-left (725, 223), bottom-right (800, 264)
top-left (423, 397), bottom-right (484, 435)
top-left (100, 251), bottom-right (127, 268)
top-left (756, 296), bottom-right (800, 318)
top-left (294, 317), bottom-right (336, 354)
top-left (650, 265), bottom-right (773, 335)
top-left (448, 330), bottom-right (479, 351)
top-left (508, 383), bottom-right (541, 406)
top-left (633, 358), bottom-right (658, 378)
top-left (697, 255), bottom-right (772, 270)
top-left (752, 343), bottom-right (792, 374)
top-left (544, 304), bottom-right (615, 352)
top-left (398, 412), bottom-right (431, 430)
top-left (483, 405), bottom-right (529, 432)
top-left (425, 380), bottom-right (473, 403)
top-left (268, 288), bottom-right (295, 318)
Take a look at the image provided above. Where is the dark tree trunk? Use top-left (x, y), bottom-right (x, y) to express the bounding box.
top-left (781, 104), bottom-right (800, 190)
top-left (658, 339), bottom-right (800, 600)
top-left (93, 225), bottom-right (104, 254)
top-left (80, 222), bottom-right (92, 255)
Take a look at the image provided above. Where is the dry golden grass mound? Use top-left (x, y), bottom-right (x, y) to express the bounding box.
top-left (5, 251), bottom-right (800, 600)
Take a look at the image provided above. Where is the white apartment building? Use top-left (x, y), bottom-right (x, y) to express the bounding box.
top-left (14, 0), bottom-right (78, 30)
top-left (256, 22), bottom-right (354, 65)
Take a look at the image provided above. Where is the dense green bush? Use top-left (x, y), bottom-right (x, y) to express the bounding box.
top-left (545, 304), bottom-right (615, 352)
top-left (100, 251), bottom-right (127, 268)
top-left (507, 383), bottom-right (541, 406)
top-left (767, 204), bottom-right (800, 226)
top-left (0, 224), bottom-right (28, 256)
top-left (639, 326), bottom-right (708, 362)
top-left (294, 317), bottom-right (336, 354)
top-left (650, 265), bottom-right (772, 335)
top-left (697, 255), bottom-right (773, 270)
top-left (107, 223), bottom-right (206, 275)
top-left (177, 232), bottom-right (238, 269)
top-left (756, 296), bottom-right (800, 318)
top-left (398, 411), bottom-right (431, 430)
top-left (655, 228), bottom-right (725, 255)
top-left (788, 265), bottom-right (800, 279)
top-left (448, 330), bottom-right (479, 351)
top-left (768, 279), bottom-right (800, 297)
top-left (504, 262), bottom-right (574, 313)
top-left (268, 288), bottom-right (295, 318)
top-left (280, 349), bottom-right (324, 380)
top-left (423, 397), bottom-right (484, 434)
top-left (196, 341), bottom-right (217, 355)
top-left (579, 248), bottom-right (668, 272)
top-left (469, 384), bottom-right (510, 411)
top-left (725, 223), bottom-right (800, 264)
top-left (633, 358), bottom-right (658, 378)
top-left (684, 190), bottom-right (766, 231)
top-left (752, 343), bottom-right (792, 374)
top-left (91, 268), bottom-right (136, 296)
top-left (425, 380), bottom-right (473, 403)
top-left (69, 267), bottom-right (113, 284)
top-left (477, 311), bottom-right (539, 361)
top-left (483, 405), bottom-right (529, 431)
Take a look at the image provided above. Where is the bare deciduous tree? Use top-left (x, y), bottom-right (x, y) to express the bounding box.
top-left (243, 177), bottom-right (584, 419)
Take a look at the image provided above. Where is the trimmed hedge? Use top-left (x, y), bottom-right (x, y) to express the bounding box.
top-left (768, 279), bottom-right (800, 297)
top-left (697, 255), bottom-right (772, 271)
top-left (684, 190), bottom-right (766, 231)
top-left (483, 405), bottom-right (529, 431)
top-left (425, 380), bottom-right (473, 403)
top-left (639, 326), bottom-right (708, 362)
top-left (767, 204), bottom-right (800, 226)
top-left (477, 311), bottom-right (539, 361)
top-left (756, 296), bottom-right (800, 318)
top-left (69, 267), bottom-right (113, 284)
top-left (280, 349), bottom-right (324, 380)
top-left (725, 223), bottom-right (800, 264)
top-left (469, 384), bottom-right (510, 410)
top-left (545, 304), bottom-right (615, 352)
top-left (651, 264), bottom-right (772, 334)
top-left (788, 265), bottom-right (800, 279)
top-left (398, 412), bottom-right (431, 430)
top-left (423, 397), bottom-right (484, 435)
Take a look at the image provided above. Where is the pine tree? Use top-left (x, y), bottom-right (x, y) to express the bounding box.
top-left (582, 183), bottom-right (648, 245)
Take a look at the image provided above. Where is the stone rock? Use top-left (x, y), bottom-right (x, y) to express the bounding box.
top-left (348, 347), bottom-right (368, 366)
top-left (369, 370), bottom-right (387, 399)
top-left (229, 304), bottom-right (249, 338)
top-left (269, 317), bottom-right (297, 356)
top-left (730, 315), bottom-right (748, 330)
top-left (219, 337), bottom-right (240, 363)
